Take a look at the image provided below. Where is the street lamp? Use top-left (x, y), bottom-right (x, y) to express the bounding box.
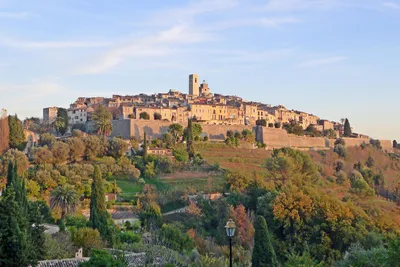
top-left (225, 219), bottom-right (236, 267)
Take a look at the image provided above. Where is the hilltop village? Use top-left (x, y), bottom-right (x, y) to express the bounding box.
top-left (44, 74), bottom-right (349, 138)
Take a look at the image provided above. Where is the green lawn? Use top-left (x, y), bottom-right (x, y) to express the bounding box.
top-left (115, 179), bottom-right (143, 194)
top-left (115, 176), bottom-right (225, 198)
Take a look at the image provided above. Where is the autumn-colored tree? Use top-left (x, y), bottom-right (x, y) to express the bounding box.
top-left (0, 111), bottom-right (10, 154)
top-left (233, 204), bottom-right (254, 249)
top-left (186, 201), bottom-right (202, 217)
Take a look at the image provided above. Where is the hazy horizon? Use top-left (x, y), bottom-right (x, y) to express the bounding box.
top-left (0, 0), bottom-right (399, 140)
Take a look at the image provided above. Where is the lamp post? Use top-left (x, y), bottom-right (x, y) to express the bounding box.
top-left (225, 219), bottom-right (236, 267)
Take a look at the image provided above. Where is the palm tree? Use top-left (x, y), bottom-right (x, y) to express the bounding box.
top-left (50, 185), bottom-right (79, 220)
top-left (91, 105), bottom-right (113, 140)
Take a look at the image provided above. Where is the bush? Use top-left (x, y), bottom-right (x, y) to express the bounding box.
top-left (160, 224), bottom-right (194, 252)
top-left (66, 215), bottom-right (89, 229)
top-left (203, 136), bottom-right (209, 141)
top-left (334, 144), bottom-right (347, 158)
top-left (139, 112), bottom-right (150, 120)
top-left (173, 149), bottom-right (189, 163)
top-left (119, 231), bottom-right (141, 244)
top-left (274, 122), bottom-right (281, 128)
top-left (256, 119), bottom-right (267, 127)
top-left (335, 171), bottom-right (347, 184)
top-left (268, 123), bottom-right (274, 128)
top-left (71, 228), bottom-right (103, 256)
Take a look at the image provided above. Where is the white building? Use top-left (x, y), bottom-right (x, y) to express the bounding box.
top-left (68, 107), bottom-right (87, 125)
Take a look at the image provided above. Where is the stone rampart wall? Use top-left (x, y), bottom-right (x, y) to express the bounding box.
top-left (111, 120), bottom-right (392, 151)
top-left (256, 126), bottom-right (393, 151)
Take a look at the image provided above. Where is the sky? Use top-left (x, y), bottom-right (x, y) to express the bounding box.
top-left (0, 0), bottom-right (399, 140)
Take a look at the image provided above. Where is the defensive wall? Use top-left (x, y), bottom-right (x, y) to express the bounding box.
top-left (111, 119), bottom-right (254, 141)
top-left (255, 126), bottom-right (393, 151)
top-left (111, 119), bottom-right (392, 151)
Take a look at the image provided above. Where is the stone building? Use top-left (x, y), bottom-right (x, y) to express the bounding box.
top-left (67, 107), bottom-right (87, 125)
top-left (43, 107), bottom-right (58, 123)
top-left (189, 73), bottom-right (200, 96)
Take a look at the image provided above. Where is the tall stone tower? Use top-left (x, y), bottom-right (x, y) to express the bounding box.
top-left (189, 74), bottom-right (199, 96)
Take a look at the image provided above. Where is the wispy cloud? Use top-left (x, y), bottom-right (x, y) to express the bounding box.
top-left (0, 11), bottom-right (29, 19)
top-left (211, 17), bottom-right (301, 30)
top-left (298, 56), bottom-right (347, 67)
top-left (264, 0), bottom-right (339, 12)
top-left (78, 25), bottom-right (213, 74)
top-left (382, 1), bottom-right (400, 9)
top-left (0, 38), bottom-right (112, 48)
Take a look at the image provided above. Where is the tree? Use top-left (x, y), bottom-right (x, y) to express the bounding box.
top-left (3, 149), bottom-right (29, 176)
top-left (50, 185), bottom-right (79, 220)
top-left (68, 137), bottom-right (85, 162)
top-left (0, 113), bottom-right (10, 154)
top-left (173, 149), bottom-right (189, 163)
top-left (8, 115), bottom-right (26, 150)
top-left (252, 216), bottom-right (278, 267)
top-left (139, 112), bottom-right (150, 120)
top-left (154, 112), bottom-right (162, 120)
top-left (160, 224), bottom-right (194, 252)
top-left (0, 162), bottom-right (45, 266)
top-left (233, 204), bottom-right (254, 249)
top-left (83, 135), bottom-right (103, 160)
top-left (55, 108), bottom-right (69, 135)
top-left (79, 249), bottom-right (125, 267)
top-left (44, 232), bottom-right (75, 260)
top-left (143, 132), bottom-right (148, 160)
top-left (71, 228), bottom-right (104, 256)
top-left (168, 123), bottom-right (184, 144)
top-left (39, 133), bottom-right (56, 147)
top-left (91, 105), bottom-right (113, 139)
top-left (90, 166), bottom-right (115, 245)
top-left (107, 137), bottom-right (129, 158)
top-left (0, 188), bottom-right (29, 266)
top-left (51, 141), bottom-right (70, 165)
top-left (34, 146), bottom-right (54, 166)
top-left (186, 118), bottom-right (195, 158)
top-left (344, 118), bottom-right (352, 137)
top-left (393, 140), bottom-right (398, 149)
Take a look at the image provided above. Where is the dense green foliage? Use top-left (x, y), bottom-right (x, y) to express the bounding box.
top-left (8, 115), bottom-right (26, 150)
top-left (79, 249), bottom-right (126, 267)
top-left (90, 166), bottom-right (116, 246)
top-left (344, 118), bottom-right (352, 137)
top-left (252, 216), bottom-right (278, 267)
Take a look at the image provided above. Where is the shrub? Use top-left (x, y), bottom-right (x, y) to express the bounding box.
top-left (268, 123), bottom-right (274, 128)
top-left (119, 231), bottom-right (141, 244)
top-left (334, 144), bottom-right (347, 158)
top-left (256, 119), bottom-right (267, 127)
top-left (335, 171), bottom-right (347, 184)
top-left (203, 136), bottom-right (209, 141)
top-left (71, 228), bottom-right (103, 256)
top-left (66, 215), bottom-right (89, 229)
top-left (173, 149), bottom-right (189, 163)
top-left (334, 159), bottom-right (345, 172)
top-left (139, 112), bottom-right (150, 120)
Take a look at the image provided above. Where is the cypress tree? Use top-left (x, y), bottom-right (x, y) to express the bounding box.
top-left (1, 162), bottom-right (45, 265)
top-left (252, 216), bottom-right (278, 267)
top-left (344, 118), bottom-right (352, 137)
top-left (90, 166), bottom-right (115, 245)
top-left (187, 118), bottom-right (195, 159)
top-left (0, 189), bottom-right (29, 266)
top-left (8, 115), bottom-right (26, 150)
top-left (143, 132), bottom-right (148, 160)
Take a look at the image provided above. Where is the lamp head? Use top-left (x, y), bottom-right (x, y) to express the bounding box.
top-left (225, 219), bottom-right (236, 237)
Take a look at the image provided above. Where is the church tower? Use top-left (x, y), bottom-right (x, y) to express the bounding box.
top-left (189, 74), bottom-right (199, 96)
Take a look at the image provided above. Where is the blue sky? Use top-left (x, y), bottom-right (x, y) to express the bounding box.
top-left (0, 0), bottom-right (399, 140)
